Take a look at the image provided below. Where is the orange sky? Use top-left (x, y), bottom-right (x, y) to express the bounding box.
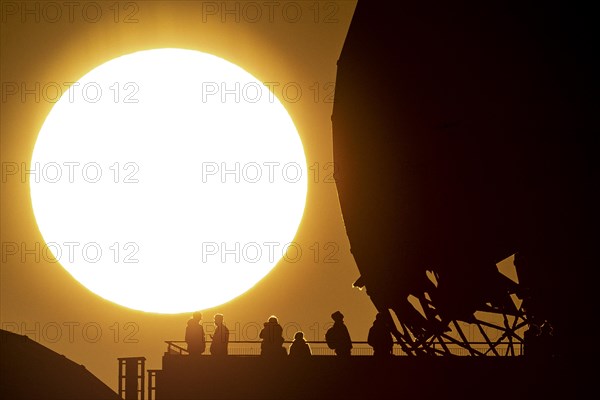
top-left (0, 0), bottom-right (385, 392)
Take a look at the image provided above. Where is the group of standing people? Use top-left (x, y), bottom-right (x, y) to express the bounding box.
top-left (325, 310), bottom-right (395, 357)
top-left (185, 312), bottom-right (230, 356)
top-left (258, 315), bottom-right (312, 358)
top-left (185, 310), bottom-right (396, 357)
top-left (524, 320), bottom-right (555, 358)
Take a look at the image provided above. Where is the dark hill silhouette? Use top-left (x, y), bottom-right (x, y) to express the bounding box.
top-left (0, 329), bottom-right (120, 400)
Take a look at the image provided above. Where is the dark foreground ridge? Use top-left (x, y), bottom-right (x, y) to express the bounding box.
top-left (0, 329), bottom-right (120, 400)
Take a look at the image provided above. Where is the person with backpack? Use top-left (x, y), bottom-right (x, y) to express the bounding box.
top-left (325, 311), bottom-right (352, 356)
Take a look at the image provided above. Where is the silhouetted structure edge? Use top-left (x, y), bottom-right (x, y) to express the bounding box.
top-left (0, 329), bottom-right (120, 400)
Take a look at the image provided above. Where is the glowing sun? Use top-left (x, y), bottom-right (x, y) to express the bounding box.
top-left (30, 48), bottom-right (307, 313)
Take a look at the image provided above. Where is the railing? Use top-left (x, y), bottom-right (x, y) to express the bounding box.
top-left (165, 340), bottom-right (523, 357)
top-left (147, 340), bottom-right (522, 400)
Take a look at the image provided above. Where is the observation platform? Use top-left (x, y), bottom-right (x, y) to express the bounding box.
top-left (119, 340), bottom-right (585, 400)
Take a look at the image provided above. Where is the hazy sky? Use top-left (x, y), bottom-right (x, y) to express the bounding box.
top-left (0, 0), bottom-right (381, 392)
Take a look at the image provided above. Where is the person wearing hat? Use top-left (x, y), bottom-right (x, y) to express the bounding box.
top-left (325, 311), bottom-right (352, 356)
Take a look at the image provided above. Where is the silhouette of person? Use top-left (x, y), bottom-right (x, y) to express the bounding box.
top-left (289, 331), bottom-right (311, 358)
top-left (210, 313), bottom-right (229, 356)
top-left (325, 311), bottom-right (352, 356)
top-left (259, 316), bottom-right (286, 357)
top-left (367, 312), bottom-right (394, 357)
top-left (523, 321), bottom-right (541, 357)
top-left (538, 320), bottom-right (555, 358)
top-left (185, 312), bottom-right (205, 355)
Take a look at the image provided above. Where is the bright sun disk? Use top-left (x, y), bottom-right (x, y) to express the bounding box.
top-left (30, 48), bottom-right (308, 313)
